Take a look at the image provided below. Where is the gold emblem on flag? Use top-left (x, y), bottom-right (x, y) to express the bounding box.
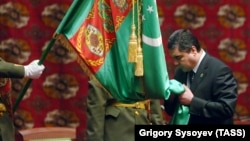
top-left (113, 0), bottom-right (128, 12)
top-left (85, 24), bottom-right (104, 57)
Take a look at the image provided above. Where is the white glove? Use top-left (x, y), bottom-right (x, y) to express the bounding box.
top-left (24, 60), bottom-right (45, 79)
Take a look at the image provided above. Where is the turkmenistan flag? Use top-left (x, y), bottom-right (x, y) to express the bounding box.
top-left (55, 0), bottom-right (184, 103)
top-left (141, 0), bottom-right (184, 99)
top-left (141, 0), bottom-right (189, 125)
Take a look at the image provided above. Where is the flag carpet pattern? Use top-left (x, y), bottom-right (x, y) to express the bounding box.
top-left (0, 0), bottom-right (250, 140)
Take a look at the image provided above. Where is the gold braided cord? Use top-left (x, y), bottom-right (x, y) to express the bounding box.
top-left (135, 0), bottom-right (143, 76)
top-left (128, 0), bottom-right (138, 62)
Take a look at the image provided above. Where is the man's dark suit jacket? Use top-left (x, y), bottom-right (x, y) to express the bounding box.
top-left (164, 53), bottom-right (238, 124)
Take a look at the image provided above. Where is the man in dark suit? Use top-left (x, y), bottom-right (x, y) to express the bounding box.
top-left (164, 29), bottom-right (238, 124)
top-left (0, 58), bottom-right (45, 141)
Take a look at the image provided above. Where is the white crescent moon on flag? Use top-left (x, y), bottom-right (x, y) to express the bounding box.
top-left (142, 34), bottom-right (162, 47)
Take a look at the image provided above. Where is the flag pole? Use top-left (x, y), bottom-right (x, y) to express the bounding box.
top-left (13, 0), bottom-right (93, 111)
top-left (13, 35), bottom-right (57, 112)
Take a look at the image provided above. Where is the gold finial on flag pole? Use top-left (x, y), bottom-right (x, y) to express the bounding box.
top-left (128, 0), bottom-right (138, 62)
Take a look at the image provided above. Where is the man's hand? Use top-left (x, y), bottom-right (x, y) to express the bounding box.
top-left (178, 84), bottom-right (193, 105)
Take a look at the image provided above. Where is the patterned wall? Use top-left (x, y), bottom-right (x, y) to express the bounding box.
top-left (0, 0), bottom-right (88, 140)
top-left (0, 0), bottom-right (250, 140)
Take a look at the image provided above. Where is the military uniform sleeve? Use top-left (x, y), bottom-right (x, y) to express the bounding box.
top-left (0, 58), bottom-right (24, 78)
top-left (86, 80), bottom-right (108, 141)
top-left (149, 99), bottom-right (164, 125)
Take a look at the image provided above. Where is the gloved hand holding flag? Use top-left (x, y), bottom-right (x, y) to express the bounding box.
top-left (24, 59), bottom-right (45, 79)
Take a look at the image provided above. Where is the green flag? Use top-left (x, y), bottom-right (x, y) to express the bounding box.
top-left (141, 0), bottom-right (184, 99)
top-left (55, 0), bottom-right (189, 125)
top-left (141, 0), bottom-right (189, 125)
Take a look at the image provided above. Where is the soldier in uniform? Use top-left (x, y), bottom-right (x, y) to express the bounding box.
top-left (86, 80), bottom-right (164, 141)
top-left (0, 58), bottom-right (45, 141)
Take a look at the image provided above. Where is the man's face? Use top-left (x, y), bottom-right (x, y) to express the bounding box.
top-left (169, 46), bottom-right (196, 72)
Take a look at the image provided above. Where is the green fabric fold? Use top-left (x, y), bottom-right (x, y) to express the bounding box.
top-left (165, 79), bottom-right (190, 125)
top-left (169, 104), bottom-right (190, 125)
